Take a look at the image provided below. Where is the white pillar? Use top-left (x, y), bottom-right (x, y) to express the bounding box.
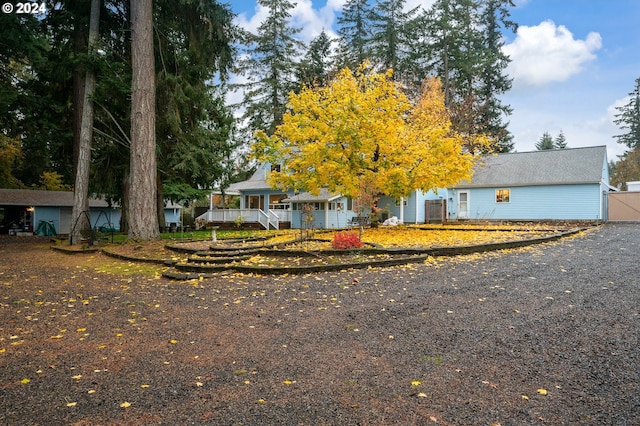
top-left (325, 201), bottom-right (329, 228)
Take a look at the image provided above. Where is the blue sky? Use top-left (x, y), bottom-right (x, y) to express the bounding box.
top-left (229, 0), bottom-right (640, 161)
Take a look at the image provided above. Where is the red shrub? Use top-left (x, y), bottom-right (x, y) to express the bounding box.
top-left (331, 232), bottom-right (364, 249)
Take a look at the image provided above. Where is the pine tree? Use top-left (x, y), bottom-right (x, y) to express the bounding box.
top-left (296, 30), bottom-right (335, 89)
top-left (368, 0), bottom-right (420, 81)
top-left (70, 0), bottom-right (100, 244)
top-left (419, 0), bottom-right (517, 153)
top-left (336, 0), bottom-right (372, 71)
top-left (554, 130), bottom-right (567, 149)
top-left (535, 131), bottom-right (554, 150)
top-left (153, 0), bottom-right (236, 227)
top-left (476, 0), bottom-right (517, 152)
top-left (128, 0), bottom-right (159, 240)
top-left (614, 77), bottom-right (640, 149)
top-left (235, 0), bottom-right (304, 137)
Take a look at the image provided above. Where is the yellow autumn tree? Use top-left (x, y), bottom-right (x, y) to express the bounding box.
top-left (252, 63), bottom-right (481, 201)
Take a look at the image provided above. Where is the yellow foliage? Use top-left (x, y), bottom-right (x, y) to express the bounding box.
top-left (252, 63), bottom-right (480, 199)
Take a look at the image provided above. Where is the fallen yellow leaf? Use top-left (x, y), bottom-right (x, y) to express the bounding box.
top-left (120, 401), bottom-right (131, 408)
top-left (21, 378), bottom-right (30, 384)
top-left (66, 402), bottom-right (77, 407)
top-left (411, 380), bottom-right (422, 386)
top-left (537, 388), bottom-right (548, 395)
top-left (72, 375), bottom-right (82, 380)
top-left (521, 395), bottom-right (529, 400)
top-left (283, 380), bottom-right (293, 385)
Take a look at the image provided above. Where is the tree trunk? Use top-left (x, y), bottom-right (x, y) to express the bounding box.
top-left (70, 0), bottom-right (100, 245)
top-left (128, 0), bottom-right (159, 240)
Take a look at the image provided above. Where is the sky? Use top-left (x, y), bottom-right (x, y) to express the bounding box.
top-left (229, 0), bottom-right (640, 161)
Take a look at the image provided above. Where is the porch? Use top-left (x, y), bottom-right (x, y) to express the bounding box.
top-left (197, 209), bottom-right (292, 230)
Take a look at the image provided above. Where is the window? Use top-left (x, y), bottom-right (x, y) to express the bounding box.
top-left (496, 189), bottom-right (510, 203)
top-left (269, 194), bottom-right (289, 209)
top-left (395, 198), bottom-right (408, 206)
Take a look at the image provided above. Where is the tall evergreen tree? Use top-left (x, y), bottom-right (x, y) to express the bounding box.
top-left (128, 0), bottom-right (159, 240)
top-left (418, 0), bottom-right (517, 153)
top-left (336, 0), bottom-right (372, 71)
top-left (423, 0), bottom-right (488, 152)
top-left (153, 0), bottom-right (236, 227)
top-left (476, 0), bottom-right (517, 152)
top-left (535, 131), bottom-right (554, 150)
top-left (235, 0), bottom-right (304, 137)
top-left (369, 0), bottom-right (420, 82)
top-left (0, 11), bottom-right (46, 187)
top-left (614, 77), bottom-right (640, 149)
top-left (554, 130), bottom-right (567, 149)
top-left (296, 30), bottom-right (335, 89)
top-left (71, 0), bottom-right (101, 244)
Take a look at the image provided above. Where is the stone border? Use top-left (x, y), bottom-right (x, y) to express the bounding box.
top-left (161, 228), bottom-right (585, 279)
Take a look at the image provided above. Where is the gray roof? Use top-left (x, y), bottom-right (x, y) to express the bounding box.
top-left (226, 164), bottom-right (273, 193)
top-left (0, 189), bottom-right (111, 207)
top-left (0, 189), bottom-right (182, 209)
top-left (454, 146), bottom-right (608, 188)
top-left (282, 188), bottom-right (342, 203)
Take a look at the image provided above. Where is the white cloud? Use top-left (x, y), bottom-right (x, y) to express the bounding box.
top-left (503, 20), bottom-right (602, 88)
top-left (234, 0), bottom-right (341, 44)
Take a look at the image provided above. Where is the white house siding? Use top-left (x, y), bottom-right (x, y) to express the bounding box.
top-left (449, 184), bottom-right (603, 221)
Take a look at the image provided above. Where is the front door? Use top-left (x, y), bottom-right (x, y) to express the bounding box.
top-left (458, 191), bottom-right (469, 219)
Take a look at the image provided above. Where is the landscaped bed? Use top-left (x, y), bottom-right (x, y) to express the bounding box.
top-left (89, 224), bottom-right (588, 277)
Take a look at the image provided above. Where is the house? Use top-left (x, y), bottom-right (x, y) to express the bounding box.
top-left (200, 163), bottom-right (447, 229)
top-left (0, 189), bottom-right (182, 235)
top-left (447, 146), bottom-right (611, 221)
top-left (200, 164), bottom-right (293, 229)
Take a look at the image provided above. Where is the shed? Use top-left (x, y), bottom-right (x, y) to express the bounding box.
top-left (0, 189), bottom-right (182, 235)
top-left (0, 189), bottom-right (119, 235)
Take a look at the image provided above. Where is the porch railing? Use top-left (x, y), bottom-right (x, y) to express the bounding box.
top-left (197, 209), bottom-right (291, 229)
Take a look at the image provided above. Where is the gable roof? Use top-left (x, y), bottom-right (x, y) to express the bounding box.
top-left (454, 146), bottom-right (608, 188)
top-left (0, 189), bottom-right (111, 207)
top-left (225, 164), bottom-right (273, 193)
top-left (0, 189), bottom-right (182, 209)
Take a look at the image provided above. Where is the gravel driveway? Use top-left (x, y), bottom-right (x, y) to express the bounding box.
top-left (1, 223), bottom-right (639, 425)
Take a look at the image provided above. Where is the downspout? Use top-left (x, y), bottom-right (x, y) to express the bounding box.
top-left (400, 197), bottom-right (404, 223)
top-left (415, 190), bottom-right (419, 224)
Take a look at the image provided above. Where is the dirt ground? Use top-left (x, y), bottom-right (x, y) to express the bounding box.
top-left (1, 224), bottom-right (639, 425)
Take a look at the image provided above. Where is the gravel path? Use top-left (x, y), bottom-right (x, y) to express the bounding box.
top-left (1, 223), bottom-right (639, 425)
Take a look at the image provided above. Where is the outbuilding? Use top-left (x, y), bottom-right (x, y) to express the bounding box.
top-left (448, 146), bottom-right (611, 221)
